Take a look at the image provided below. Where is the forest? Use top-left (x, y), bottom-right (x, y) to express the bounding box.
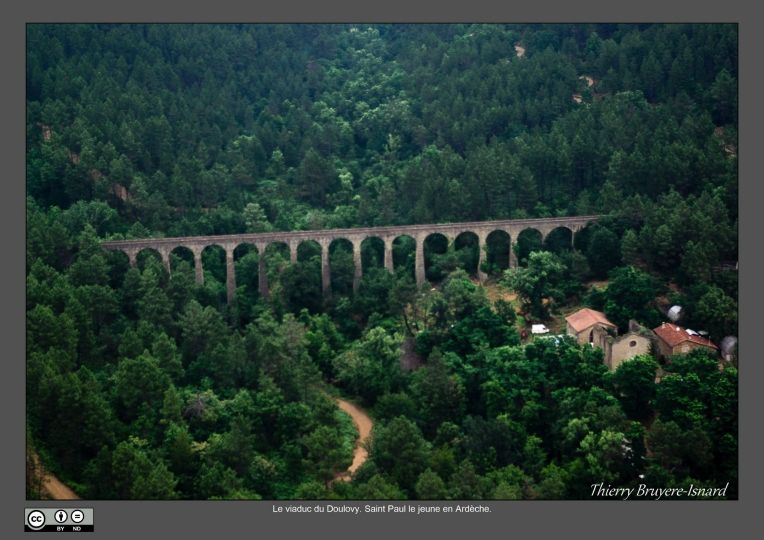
top-left (26, 23), bottom-right (737, 500)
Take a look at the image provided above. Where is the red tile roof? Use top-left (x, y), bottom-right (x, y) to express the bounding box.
top-left (653, 323), bottom-right (718, 350)
top-left (565, 308), bottom-right (616, 333)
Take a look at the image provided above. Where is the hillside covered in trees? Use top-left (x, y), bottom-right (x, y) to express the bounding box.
top-left (26, 24), bottom-right (737, 500)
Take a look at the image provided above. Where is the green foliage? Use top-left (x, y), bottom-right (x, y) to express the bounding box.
top-left (112, 437), bottom-right (178, 499)
top-left (278, 258), bottom-right (324, 315)
top-left (334, 327), bottom-right (403, 405)
top-left (578, 429), bottom-right (630, 485)
top-left (243, 202), bottom-right (271, 233)
top-left (586, 227), bottom-right (621, 278)
top-left (620, 229), bottom-right (641, 265)
top-left (302, 424), bottom-right (351, 484)
top-left (415, 468), bottom-right (448, 500)
top-left (409, 352), bottom-right (466, 437)
top-left (25, 23), bottom-right (737, 500)
top-left (693, 285), bottom-right (737, 341)
top-left (354, 474), bottom-right (407, 499)
top-left (603, 266), bottom-right (663, 331)
top-left (646, 419), bottom-right (713, 480)
top-left (112, 353), bottom-right (171, 423)
top-left (301, 310), bottom-right (346, 378)
top-left (533, 463), bottom-right (569, 499)
top-left (502, 251), bottom-right (565, 320)
top-left (448, 459), bottom-right (485, 499)
top-left (369, 416), bottom-right (431, 495)
top-left (244, 313), bottom-right (320, 401)
top-left (610, 355), bottom-right (659, 420)
top-left (373, 392), bottom-right (418, 423)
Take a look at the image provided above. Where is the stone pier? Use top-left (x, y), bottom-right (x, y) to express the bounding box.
top-left (320, 239), bottom-right (331, 299)
top-left (225, 246), bottom-right (236, 304)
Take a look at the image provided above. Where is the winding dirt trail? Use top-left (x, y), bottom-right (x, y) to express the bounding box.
top-left (29, 451), bottom-right (80, 500)
top-left (334, 398), bottom-right (373, 482)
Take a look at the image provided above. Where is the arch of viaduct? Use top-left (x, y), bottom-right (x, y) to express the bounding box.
top-left (101, 215), bottom-right (600, 304)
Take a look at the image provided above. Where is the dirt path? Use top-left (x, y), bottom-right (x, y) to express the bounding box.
top-left (29, 451), bottom-right (79, 500)
top-left (483, 281), bottom-right (518, 306)
top-left (334, 398), bottom-right (373, 482)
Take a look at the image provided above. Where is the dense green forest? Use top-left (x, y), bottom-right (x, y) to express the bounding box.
top-left (26, 24), bottom-right (737, 500)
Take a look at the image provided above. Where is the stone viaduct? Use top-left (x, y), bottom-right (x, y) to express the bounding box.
top-left (101, 215), bottom-right (600, 304)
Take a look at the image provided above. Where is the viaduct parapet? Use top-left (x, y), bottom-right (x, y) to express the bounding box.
top-left (101, 215), bottom-right (600, 303)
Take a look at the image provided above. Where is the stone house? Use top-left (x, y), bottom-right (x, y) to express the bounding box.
top-left (565, 308), bottom-right (617, 347)
top-left (565, 308), bottom-right (654, 369)
top-left (652, 322), bottom-right (719, 359)
top-left (604, 320), bottom-right (655, 370)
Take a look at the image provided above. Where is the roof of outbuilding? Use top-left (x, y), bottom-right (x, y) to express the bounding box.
top-left (653, 322), bottom-right (718, 350)
top-left (565, 308), bottom-right (616, 333)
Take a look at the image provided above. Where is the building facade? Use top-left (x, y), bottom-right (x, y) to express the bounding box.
top-left (604, 320), bottom-right (654, 370)
top-left (565, 309), bottom-right (654, 369)
top-left (653, 322), bottom-right (718, 359)
top-left (565, 308), bottom-right (617, 347)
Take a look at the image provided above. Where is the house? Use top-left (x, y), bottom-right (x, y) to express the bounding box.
top-left (652, 322), bottom-right (718, 359)
top-left (605, 320), bottom-right (655, 371)
top-left (565, 309), bottom-right (653, 369)
top-left (565, 308), bottom-right (617, 346)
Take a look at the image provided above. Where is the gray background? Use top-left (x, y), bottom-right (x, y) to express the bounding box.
top-left (2, 1), bottom-right (760, 539)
